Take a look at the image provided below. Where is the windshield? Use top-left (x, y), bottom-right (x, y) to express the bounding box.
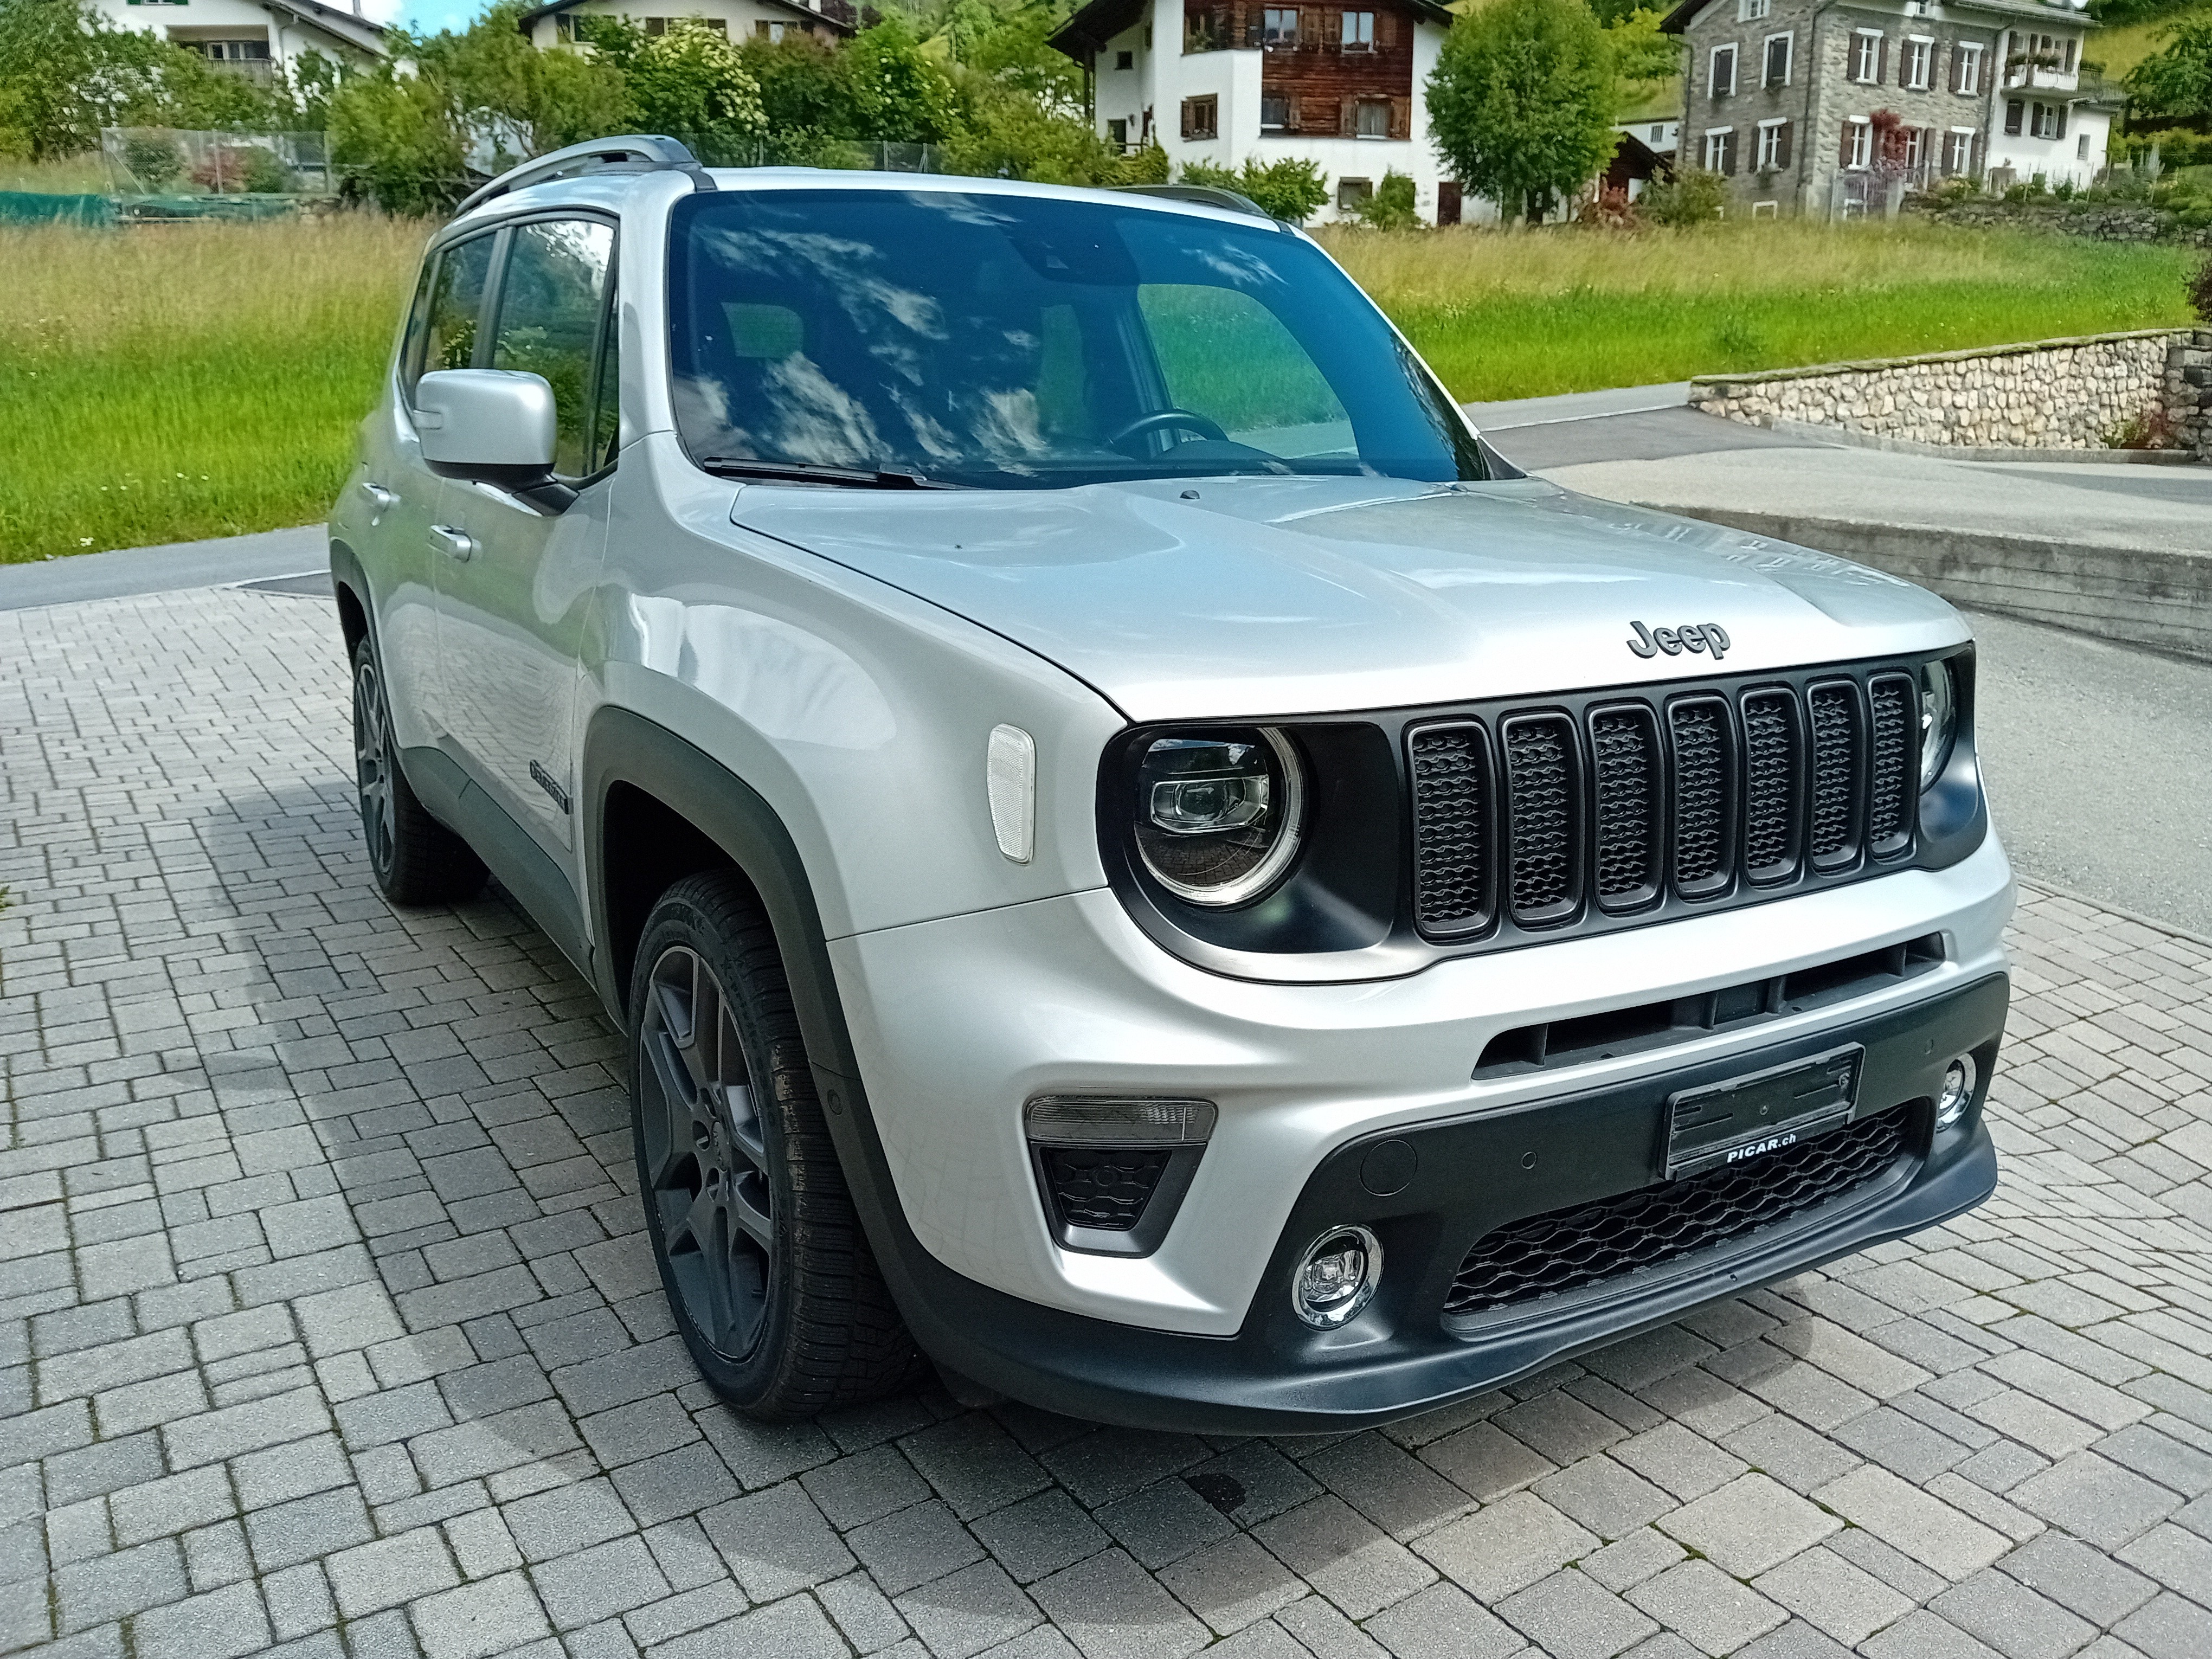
top-left (666, 187), bottom-right (1487, 490)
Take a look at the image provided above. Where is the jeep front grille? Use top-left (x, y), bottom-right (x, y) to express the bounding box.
top-left (1443, 1103), bottom-right (1913, 1318)
top-left (1407, 662), bottom-right (1920, 945)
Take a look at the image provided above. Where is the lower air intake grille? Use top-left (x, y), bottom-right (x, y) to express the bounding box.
top-left (1409, 723), bottom-right (1490, 935)
top-left (1443, 1104), bottom-right (1913, 1317)
top-left (1039, 1147), bottom-right (1170, 1232)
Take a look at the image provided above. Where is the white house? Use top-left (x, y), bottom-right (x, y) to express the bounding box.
top-left (1982, 12), bottom-right (2114, 191)
top-left (91, 0), bottom-right (387, 79)
top-left (517, 0), bottom-right (856, 52)
top-left (1049, 0), bottom-right (1463, 225)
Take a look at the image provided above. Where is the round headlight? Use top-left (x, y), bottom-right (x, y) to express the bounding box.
top-left (1134, 727), bottom-right (1304, 906)
top-left (1919, 659), bottom-right (1957, 792)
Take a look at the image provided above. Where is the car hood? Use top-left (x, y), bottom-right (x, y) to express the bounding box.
top-left (730, 473), bottom-right (1966, 722)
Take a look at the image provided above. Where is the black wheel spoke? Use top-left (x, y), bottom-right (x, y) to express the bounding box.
top-left (638, 940), bottom-right (774, 1364)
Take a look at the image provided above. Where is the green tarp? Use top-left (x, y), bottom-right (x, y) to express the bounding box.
top-left (0, 191), bottom-right (117, 227)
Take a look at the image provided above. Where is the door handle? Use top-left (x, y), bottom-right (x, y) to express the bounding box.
top-left (359, 481), bottom-right (397, 511)
top-left (430, 524), bottom-right (475, 562)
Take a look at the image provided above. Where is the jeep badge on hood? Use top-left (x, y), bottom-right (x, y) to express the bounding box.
top-left (1628, 620), bottom-right (1731, 660)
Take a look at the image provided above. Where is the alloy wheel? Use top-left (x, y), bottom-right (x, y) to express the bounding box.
top-left (353, 657), bottom-right (397, 877)
top-left (638, 943), bottom-right (775, 1358)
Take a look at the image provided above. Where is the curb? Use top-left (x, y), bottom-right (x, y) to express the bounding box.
top-left (1643, 504), bottom-right (2212, 665)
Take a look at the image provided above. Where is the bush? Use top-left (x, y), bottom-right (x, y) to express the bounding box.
top-left (1354, 169), bottom-right (1420, 229)
top-left (121, 130), bottom-right (183, 189)
top-left (1641, 165), bottom-right (1726, 225)
top-left (1180, 155), bottom-right (1328, 222)
top-left (2190, 257), bottom-right (2212, 322)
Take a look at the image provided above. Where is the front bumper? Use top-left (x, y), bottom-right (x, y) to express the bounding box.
top-left (879, 973), bottom-right (2005, 1433)
top-left (830, 834), bottom-right (2014, 1335)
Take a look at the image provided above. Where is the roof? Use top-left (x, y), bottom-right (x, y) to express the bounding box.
top-left (1050, 0), bottom-right (1455, 57)
top-left (1660, 0), bottom-right (2095, 31)
top-left (258, 0), bottom-right (389, 56)
top-left (515, 0), bottom-right (858, 38)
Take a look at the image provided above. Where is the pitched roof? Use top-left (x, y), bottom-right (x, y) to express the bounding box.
top-left (258, 0), bottom-right (390, 56)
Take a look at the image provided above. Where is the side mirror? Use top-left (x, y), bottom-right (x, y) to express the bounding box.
top-left (413, 369), bottom-right (557, 474)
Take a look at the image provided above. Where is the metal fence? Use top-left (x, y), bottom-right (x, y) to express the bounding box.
top-left (100, 128), bottom-right (333, 198)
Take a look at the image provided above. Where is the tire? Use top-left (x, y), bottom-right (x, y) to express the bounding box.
top-left (351, 638), bottom-right (487, 906)
top-left (628, 871), bottom-right (925, 1417)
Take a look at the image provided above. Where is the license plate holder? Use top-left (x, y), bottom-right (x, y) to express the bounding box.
top-left (1665, 1045), bottom-right (1863, 1180)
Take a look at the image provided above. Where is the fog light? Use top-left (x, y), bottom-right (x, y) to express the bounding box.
top-left (1293, 1225), bottom-right (1381, 1328)
top-left (1935, 1054), bottom-right (1977, 1129)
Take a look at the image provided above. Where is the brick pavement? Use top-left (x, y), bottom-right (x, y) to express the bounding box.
top-left (5, 584), bottom-right (2212, 1659)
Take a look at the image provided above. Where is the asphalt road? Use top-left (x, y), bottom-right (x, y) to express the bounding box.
top-left (1967, 607), bottom-right (2212, 938)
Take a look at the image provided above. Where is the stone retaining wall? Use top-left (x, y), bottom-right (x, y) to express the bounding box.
top-left (1908, 198), bottom-right (2212, 248)
top-left (1690, 329), bottom-right (2212, 456)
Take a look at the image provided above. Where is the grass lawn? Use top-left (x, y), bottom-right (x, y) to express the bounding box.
top-left (1318, 218), bottom-right (2201, 401)
top-left (0, 211), bottom-right (2200, 563)
top-left (0, 215), bottom-right (428, 565)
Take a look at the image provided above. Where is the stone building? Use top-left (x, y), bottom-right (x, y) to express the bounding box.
top-left (1658, 0), bottom-right (2111, 217)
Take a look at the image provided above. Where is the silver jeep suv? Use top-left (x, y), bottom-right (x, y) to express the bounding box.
top-left (330, 137), bottom-right (2010, 1432)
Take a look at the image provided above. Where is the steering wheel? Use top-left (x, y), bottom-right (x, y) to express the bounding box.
top-left (1106, 408), bottom-right (1230, 451)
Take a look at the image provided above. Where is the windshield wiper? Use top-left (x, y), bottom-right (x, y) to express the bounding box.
top-left (699, 458), bottom-right (951, 490)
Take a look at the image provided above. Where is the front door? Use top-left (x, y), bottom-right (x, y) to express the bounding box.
top-left (430, 215), bottom-right (619, 861)
top-left (374, 230), bottom-right (497, 745)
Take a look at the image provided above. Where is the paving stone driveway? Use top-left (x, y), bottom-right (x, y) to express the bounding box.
top-left (6, 584), bottom-right (2212, 1659)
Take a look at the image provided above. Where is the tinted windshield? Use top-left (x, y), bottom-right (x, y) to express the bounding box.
top-left (667, 188), bottom-right (1486, 489)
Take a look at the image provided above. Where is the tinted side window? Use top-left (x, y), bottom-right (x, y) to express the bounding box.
top-left (410, 233), bottom-right (496, 399)
top-left (490, 218), bottom-right (615, 479)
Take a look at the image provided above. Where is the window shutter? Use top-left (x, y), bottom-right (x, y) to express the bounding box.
top-left (2054, 103), bottom-right (2066, 139)
top-left (1378, 9), bottom-right (1396, 48)
top-left (1876, 37), bottom-right (1887, 82)
top-left (1840, 123), bottom-right (1852, 165)
top-left (1774, 121), bottom-right (1792, 169)
top-left (1288, 93), bottom-right (1302, 128)
top-left (1724, 131), bottom-right (1739, 175)
top-left (1390, 94), bottom-right (1410, 139)
top-left (1181, 99), bottom-right (1194, 139)
top-left (1341, 94), bottom-right (1357, 133)
top-left (1322, 7), bottom-right (1339, 48)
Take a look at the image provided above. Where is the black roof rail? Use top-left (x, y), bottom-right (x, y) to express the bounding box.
top-left (453, 135), bottom-right (716, 218)
top-left (1113, 183), bottom-right (1276, 221)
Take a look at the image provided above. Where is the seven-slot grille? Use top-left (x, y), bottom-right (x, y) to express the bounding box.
top-left (1409, 667), bottom-right (1920, 940)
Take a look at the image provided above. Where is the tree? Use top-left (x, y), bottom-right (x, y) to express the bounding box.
top-left (580, 17), bottom-right (764, 163)
top-left (741, 31), bottom-right (862, 161)
top-left (328, 63), bottom-right (468, 213)
top-left (2125, 16), bottom-right (2212, 123)
top-left (845, 15), bottom-right (958, 143)
top-left (425, 2), bottom-right (626, 159)
top-left (1426, 0), bottom-right (1618, 223)
top-left (0, 0), bottom-right (293, 159)
top-left (1605, 7), bottom-right (1680, 89)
